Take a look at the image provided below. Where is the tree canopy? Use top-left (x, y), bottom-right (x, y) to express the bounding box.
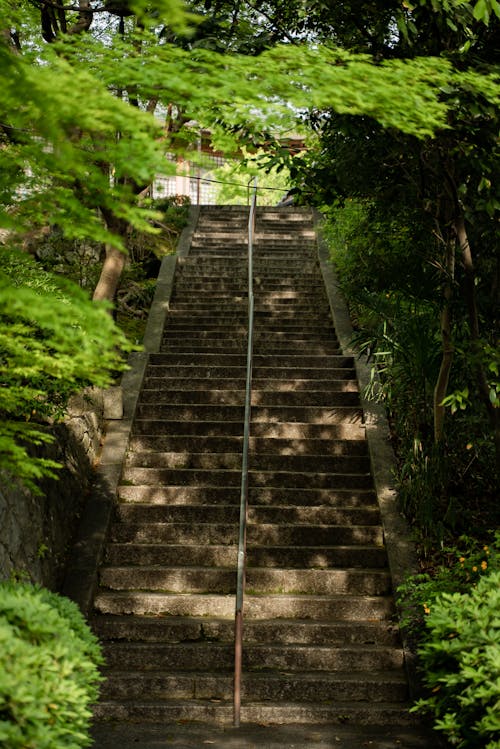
top-left (276, 0), bottom-right (499, 535)
top-left (0, 0), bottom-right (498, 489)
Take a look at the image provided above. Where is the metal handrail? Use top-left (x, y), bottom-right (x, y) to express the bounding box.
top-left (233, 178), bottom-right (257, 727)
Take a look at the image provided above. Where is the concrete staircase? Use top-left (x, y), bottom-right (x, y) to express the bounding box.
top-left (90, 206), bottom-right (413, 727)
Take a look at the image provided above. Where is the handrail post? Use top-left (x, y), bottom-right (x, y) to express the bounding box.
top-left (234, 178), bottom-right (257, 727)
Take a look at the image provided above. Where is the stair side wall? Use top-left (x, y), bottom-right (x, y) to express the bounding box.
top-left (0, 390), bottom-right (105, 589)
top-left (314, 211), bottom-right (421, 697)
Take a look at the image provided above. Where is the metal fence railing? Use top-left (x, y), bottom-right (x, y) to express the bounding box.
top-left (233, 178), bottom-right (257, 727)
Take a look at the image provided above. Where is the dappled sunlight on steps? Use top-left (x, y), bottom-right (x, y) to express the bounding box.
top-left (89, 206), bottom-right (430, 740)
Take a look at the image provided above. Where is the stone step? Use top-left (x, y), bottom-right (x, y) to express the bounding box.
top-left (177, 260), bottom-right (316, 268)
top-left (173, 280), bottom-right (324, 290)
top-left (144, 366), bottom-right (355, 381)
top-left (139, 390), bottom-right (245, 405)
top-left (187, 250), bottom-right (314, 260)
top-left (161, 332), bottom-right (339, 345)
top-left (160, 333), bottom-right (335, 344)
top-left (176, 266), bottom-right (320, 274)
top-left (131, 419), bottom-right (365, 440)
top-left (124, 451), bottom-right (370, 474)
top-left (127, 435), bottom-right (367, 455)
top-left (100, 641), bottom-right (404, 673)
top-left (160, 342), bottom-right (343, 355)
top-left (99, 566), bottom-right (391, 596)
top-left (256, 279), bottom-right (326, 286)
top-left (167, 290), bottom-right (324, 303)
top-left (189, 241), bottom-right (317, 251)
top-left (167, 308), bottom-right (332, 319)
top-left (169, 303), bottom-right (332, 314)
top-left (167, 301), bottom-right (246, 311)
top-left (110, 523), bottom-right (383, 547)
top-left (104, 542), bottom-right (239, 568)
top-left (134, 404), bottom-right (363, 424)
top-left (120, 468), bottom-right (372, 491)
top-left (259, 367), bottom-right (362, 381)
top-left (137, 390), bottom-right (360, 408)
top-left (162, 321), bottom-right (336, 333)
top-left (192, 230), bottom-right (316, 239)
top-left (189, 231), bottom-right (317, 240)
top-left (187, 241), bottom-right (317, 249)
top-left (165, 316), bottom-right (332, 327)
top-left (172, 268), bottom-right (316, 278)
top-left (171, 290), bottom-right (326, 302)
top-left (256, 210), bottom-right (314, 219)
top-left (171, 290), bottom-right (326, 301)
top-left (254, 307), bottom-right (332, 322)
top-left (141, 376), bottom-right (357, 392)
top-left (92, 615), bottom-right (399, 646)
top-left (109, 522), bottom-right (237, 545)
top-left (117, 485), bottom-right (377, 508)
top-left (159, 345), bottom-right (249, 355)
top-left (164, 310), bottom-right (329, 321)
top-left (252, 304), bottom-right (331, 313)
top-left (104, 544), bottom-right (388, 569)
top-left (252, 354), bottom-right (353, 367)
top-left (176, 265), bottom-right (321, 276)
top-left (114, 504), bottom-right (380, 527)
top-left (174, 272), bottom-right (326, 282)
top-left (93, 591), bottom-right (395, 620)
top-left (134, 404), bottom-right (245, 422)
top-left (131, 419), bottom-right (244, 437)
top-left (99, 670), bottom-right (408, 704)
top-left (248, 522), bottom-right (383, 545)
top-left (92, 699), bottom-right (417, 726)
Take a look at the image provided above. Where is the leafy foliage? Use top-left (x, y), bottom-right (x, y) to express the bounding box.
top-left (324, 197), bottom-right (498, 545)
top-left (412, 568), bottom-right (500, 748)
top-left (211, 149), bottom-right (291, 206)
top-left (0, 247), bottom-right (133, 489)
top-left (5, 0), bottom-right (494, 490)
top-left (398, 531), bottom-right (500, 639)
top-left (305, 0), bottom-right (500, 545)
top-left (0, 581), bottom-right (103, 748)
top-left (0, 30), bottom-right (166, 246)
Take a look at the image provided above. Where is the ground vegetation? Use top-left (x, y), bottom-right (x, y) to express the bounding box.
top-left (0, 581), bottom-right (103, 748)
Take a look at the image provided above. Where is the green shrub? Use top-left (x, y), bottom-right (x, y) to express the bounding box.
top-left (398, 531), bottom-right (500, 640)
top-left (0, 582), bottom-right (103, 748)
top-left (323, 199), bottom-right (436, 307)
top-left (412, 570), bottom-right (500, 749)
top-left (324, 200), bottom-right (498, 547)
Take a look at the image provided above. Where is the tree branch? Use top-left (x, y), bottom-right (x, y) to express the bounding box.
top-left (243, 0), bottom-right (297, 45)
top-left (67, 0), bottom-right (93, 34)
top-left (30, 0), bottom-right (110, 13)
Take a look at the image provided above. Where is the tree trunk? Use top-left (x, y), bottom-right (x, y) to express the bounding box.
top-left (456, 214), bottom-right (500, 470)
top-left (67, 0), bottom-right (93, 35)
top-left (92, 244), bottom-right (126, 303)
top-left (434, 238), bottom-right (455, 443)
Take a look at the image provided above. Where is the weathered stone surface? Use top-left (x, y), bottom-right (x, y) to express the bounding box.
top-left (0, 390), bottom-right (106, 588)
top-left (81, 206), bottom-right (432, 743)
top-left (103, 386), bottom-right (124, 420)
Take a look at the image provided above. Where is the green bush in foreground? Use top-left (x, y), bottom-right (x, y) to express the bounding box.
top-left (398, 532), bottom-right (500, 640)
top-left (413, 570), bottom-right (500, 749)
top-left (0, 582), bottom-right (103, 749)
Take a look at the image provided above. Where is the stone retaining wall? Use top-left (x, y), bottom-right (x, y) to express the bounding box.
top-left (0, 388), bottom-right (110, 590)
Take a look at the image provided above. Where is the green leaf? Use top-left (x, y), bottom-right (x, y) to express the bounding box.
top-left (473, 0), bottom-right (490, 21)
